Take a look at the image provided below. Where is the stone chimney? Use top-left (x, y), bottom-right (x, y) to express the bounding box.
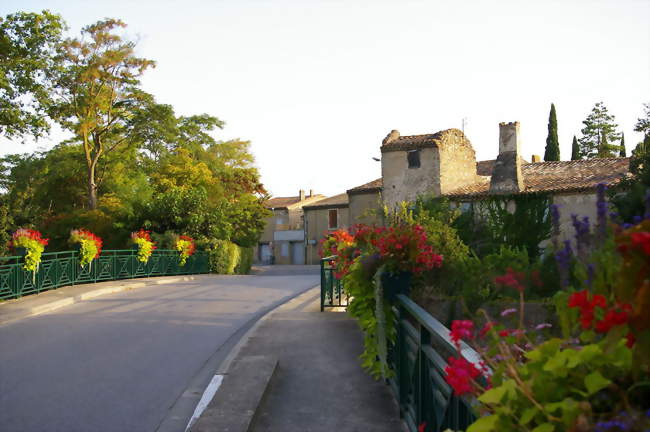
top-left (382, 129), bottom-right (400, 146)
top-left (489, 122), bottom-right (524, 194)
top-left (531, 154), bottom-right (542, 163)
top-left (309, 189), bottom-right (314, 197)
top-left (299, 189), bottom-right (305, 201)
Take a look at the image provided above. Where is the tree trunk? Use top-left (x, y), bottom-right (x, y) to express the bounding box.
top-left (87, 160), bottom-right (98, 210)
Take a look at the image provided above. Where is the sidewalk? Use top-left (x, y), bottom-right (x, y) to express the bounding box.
top-left (193, 287), bottom-right (405, 432)
top-left (0, 274), bottom-right (206, 326)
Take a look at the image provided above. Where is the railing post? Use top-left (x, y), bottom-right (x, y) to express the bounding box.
top-left (320, 258), bottom-right (325, 312)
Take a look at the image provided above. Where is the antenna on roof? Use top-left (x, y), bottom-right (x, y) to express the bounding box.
top-left (462, 117), bottom-right (468, 134)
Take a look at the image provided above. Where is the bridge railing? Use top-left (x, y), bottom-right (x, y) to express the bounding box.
top-left (318, 256), bottom-right (478, 432)
top-left (0, 249), bottom-right (210, 301)
top-left (388, 294), bottom-right (477, 432)
top-left (320, 256), bottom-right (349, 311)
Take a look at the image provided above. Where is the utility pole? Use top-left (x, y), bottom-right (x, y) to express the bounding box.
top-left (462, 117), bottom-right (468, 134)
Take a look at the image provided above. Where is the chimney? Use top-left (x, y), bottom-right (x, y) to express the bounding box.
top-left (489, 122), bottom-right (524, 194)
top-left (309, 189), bottom-right (314, 197)
top-left (531, 154), bottom-right (542, 163)
top-left (299, 189), bottom-right (305, 201)
top-left (382, 129), bottom-right (400, 146)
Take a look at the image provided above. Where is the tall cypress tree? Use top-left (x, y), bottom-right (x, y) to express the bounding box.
top-left (619, 133), bottom-right (626, 157)
top-left (544, 103), bottom-right (560, 161)
top-left (571, 135), bottom-right (580, 160)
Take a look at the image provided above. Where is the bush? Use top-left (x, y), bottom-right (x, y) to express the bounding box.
top-left (235, 247), bottom-right (254, 275)
top-left (206, 240), bottom-right (253, 275)
top-left (207, 240), bottom-right (240, 274)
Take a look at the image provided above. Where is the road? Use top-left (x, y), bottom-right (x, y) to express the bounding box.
top-left (0, 266), bottom-right (319, 432)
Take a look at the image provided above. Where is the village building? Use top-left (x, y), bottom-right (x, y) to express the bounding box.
top-left (303, 193), bottom-right (350, 264)
top-left (380, 121), bottom-right (630, 241)
top-left (256, 189), bottom-right (325, 265)
top-left (259, 121), bottom-right (630, 265)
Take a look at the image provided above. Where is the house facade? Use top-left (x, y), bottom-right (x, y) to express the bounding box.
top-left (303, 193), bottom-right (350, 264)
top-left (256, 190), bottom-right (325, 265)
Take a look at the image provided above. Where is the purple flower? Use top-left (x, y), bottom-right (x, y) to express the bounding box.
top-left (645, 191), bottom-right (650, 220)
top-left (586, 263), bottom-right (595, 288)
top-left (596, 183), bottom-right (608, 239)
top-left (555, 240), bottom-right (573, 288)
top-left (595, 419), bottom-right (630, 432)
top-left (500, 308), bottom-right (517, 317)
top-left (571, 214), bottom-right (591, 260)
top-left (535, 323), bottom-right (552, 330)
top-left (633, 215), bottom-right (642, 224)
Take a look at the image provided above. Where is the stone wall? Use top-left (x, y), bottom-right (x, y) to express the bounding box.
top-left (551, 192), bottom-right (598, 245)
top-left (381, 147), bottom-right (441, 209)
top-left (349, 191), bottom-right (383, 226)
top-left (438, 129), bottom-right (480, 194)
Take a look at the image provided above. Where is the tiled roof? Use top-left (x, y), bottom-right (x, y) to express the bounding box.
top-left (347, 178), bottom-right (383, 194)
top-left (447, 158), bottom-right (631, 198)
top-left (264, 196), bottom-right (301, 208)
top-left (303, 193), bottom-right (349, 210)
top-left (381, 128), bottom-right (467, 153)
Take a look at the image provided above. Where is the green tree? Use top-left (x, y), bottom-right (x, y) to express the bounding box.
top-left (620, 133), bottom-right (626, 157)
top-left (53, 19), bottom-right (155, 209)
top-left (578, 102), bottom-right (621, 158)
top-left (0, 196), bottom-right (12, 255)
top-left (571, 135), bottom-right (580, 160)
top-left (634, 103), bottom-right (650, 137)
top-left (544, 103), bottom-right (560, 161)
top-left (0, 10), bottom-right (65, 140)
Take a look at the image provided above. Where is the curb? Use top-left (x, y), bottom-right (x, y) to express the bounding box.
top-left (0, 275), bottom-right (204, 326)
top-left (184, 286), bottom-right (321, 432)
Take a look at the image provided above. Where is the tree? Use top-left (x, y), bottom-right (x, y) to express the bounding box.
top-left (53, 19), bottom-right (155, 209)
top-left (634, 103), bottom-right (650, 137)
top-left (0, 10), bottom-right (65, 140)
top-left (620, 133), bottom-right (626, 157)
top-left (578, 102), bottom-right (621, 158)
top-left (571, 135), bottom-right (580, 160)
top-left (544, 103), bottom-right (560, 161)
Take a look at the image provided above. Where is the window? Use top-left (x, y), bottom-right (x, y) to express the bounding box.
top-left (328, 209), bottom-right (338, 229)
top-left (407, 149), bottom-right (420, 168)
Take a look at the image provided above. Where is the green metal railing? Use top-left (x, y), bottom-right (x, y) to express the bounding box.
top-left (388, 294), bottom-right (477, 432)
top-left (318, 257), bottom-right (479, 431)
top-left (0, 249), bottom-right (209, 301)
top-left (320, 256), bottom-right (349, 311)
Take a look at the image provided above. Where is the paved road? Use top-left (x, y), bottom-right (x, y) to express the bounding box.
top-left (0, 267), bottom-right (319, 432)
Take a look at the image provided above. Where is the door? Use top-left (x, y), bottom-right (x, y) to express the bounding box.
top-left (260, 244), bottom-right (272, 264)
top-left (291, 242), bottom-right (304, 265)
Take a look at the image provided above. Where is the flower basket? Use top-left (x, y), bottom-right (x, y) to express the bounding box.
top-left (10, 228), bottom-right (49, 274)
top-left (69, 229), bottom-right (103, 268)
top-left (380, 270), bottom-right (412, 301)
top-left (14, 246), bottom-right (27, 258)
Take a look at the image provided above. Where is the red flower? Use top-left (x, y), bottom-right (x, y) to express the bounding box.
top-left (479, 322), bottom-right (494, 338)
top-left (450, 320), bottom-right (474, 348)
top-left (444, 356), bottom-right (481, 396)
top-left (418, 422), bottom-right (427, 432)
top-left (630, 231), bottom-right (650, 256)
top-left (568, 290), bottom-right (589, 308)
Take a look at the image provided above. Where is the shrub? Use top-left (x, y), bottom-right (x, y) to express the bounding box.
top-left (235, 247), bottom-right (254, 275)
top-left (207, 240), bottom-right (240, 274)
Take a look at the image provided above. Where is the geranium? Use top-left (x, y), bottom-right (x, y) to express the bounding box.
top-left (10, 228), bottom-right (49, 273)
top-left (567, 290), bottom-right (633, 335)
top-left (370, 224), bottom-right (443, 274)
top-left (70, 229), bottom-right (103, 268)
top-left (175, 235), bottom-right (196, 266)
top-left (444, 356), bottom-right (482, 396)
top-left (131, 229), bottom-right (157, 263)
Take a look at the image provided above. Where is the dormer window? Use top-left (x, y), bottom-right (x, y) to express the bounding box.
top-left (407, 149), bottom-right (420, 168)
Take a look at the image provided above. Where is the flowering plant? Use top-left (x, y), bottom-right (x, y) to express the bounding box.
top-left (321, 223), bottom-right (443, 378)
top-left (131, 229), bottom-right (156, 263)
top-left (175, 235), bottom-right (196, 266)
top-left (70, 229), bottom-right (103, 268)
top-left (10, 228), bottom-right (49, 273)
top-left (443, 187), bottom-right (650, 432)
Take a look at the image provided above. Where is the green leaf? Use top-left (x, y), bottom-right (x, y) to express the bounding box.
top-left (519, 407), bottom-right (538, 425)
top-left (578, 344), bottom-right (601, 363)
top-left (531, 424), bottom-right (554, 432)
top-left (478, 386), bottom-right (507, 404)
top-left (467, 415), bottom-right (499, 432)
top-left (584, 371), bottom-right (611, 395)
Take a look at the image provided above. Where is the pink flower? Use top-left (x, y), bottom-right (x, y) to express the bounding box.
top-left (500, 308), bottom-right (517, 317)
top-left (450, 320), bottom-right (474, 348)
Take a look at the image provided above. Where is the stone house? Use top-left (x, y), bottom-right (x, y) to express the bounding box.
top-left (379, 121), bottom-right (630, 241)
top-left (303, 193), bottom-right (350, 264)
top-left (256, 190), bottom-right (325, 265)
top-left (346, 178), bottom-right (384, 226)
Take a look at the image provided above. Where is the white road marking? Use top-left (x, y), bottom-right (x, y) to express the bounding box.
top-left (185, 374), bottom-right (224, 431)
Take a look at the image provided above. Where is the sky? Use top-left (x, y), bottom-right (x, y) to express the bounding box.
top-left (1, 0), bottom-right (649, 198)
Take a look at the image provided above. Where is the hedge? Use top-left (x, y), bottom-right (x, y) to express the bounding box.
top-left (207, 239), bottom-right (254, 275)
